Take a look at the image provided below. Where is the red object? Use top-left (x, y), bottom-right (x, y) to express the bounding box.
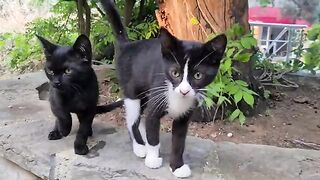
top-left (249, 6), bottom-right (310, 27)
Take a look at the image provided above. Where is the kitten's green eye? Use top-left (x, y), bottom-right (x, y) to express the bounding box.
top-left (48, 70), bottom-right (54, 75)
top-left (65, 69), bottom-right (72, 75)
top-left (171, 69), bottom-right (180, 78)
top-left (194, 72), bottom-right (202, 80)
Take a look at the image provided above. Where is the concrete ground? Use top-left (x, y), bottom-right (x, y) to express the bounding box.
top-left (0, 71), bottom-right (319, 180)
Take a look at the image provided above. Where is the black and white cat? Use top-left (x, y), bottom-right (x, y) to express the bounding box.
top-left (37, 35), bottom-right (123, 155)
top-left (101, 0), bottom-right (227, 178)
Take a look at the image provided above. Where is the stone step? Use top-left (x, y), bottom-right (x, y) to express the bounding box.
top-left (0, 71), bottom-right (319, 180)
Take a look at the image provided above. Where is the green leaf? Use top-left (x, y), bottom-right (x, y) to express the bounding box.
top-left (204, 97), bottom-right (214, 107)
top-left (220, 58), bottom-right (232, 73)
top-left (229, 109), bottom-right (241, 121)
top-left (239, 112), bottom-right (246, 125)
top-left (234, 91), bottom-right (243, 104)
top-left (217, 96), bottom-right (225, 105)
top-left (235, 80), bottom-right (248, 87)
top-left (0, 40), bottom-right (5, 47)
top-left (240, 36), bottom-right (257, 49)
top-left (225, 83), bottom-right (239, 94)
top-left (236, 53), bottom-right (252, 62)
top-left (190, 17), bottom-right (199, 25)
top-left (145, 31), bottom-right (152, 39)
top-left (243, 93), bottom-right (254, 108)
top-left (226, 48), bottom-right (235, 57)
top-left (229, 85), bottom-right (239, 94)
top-left (240, 37), bottom-right (252, 49)
top-left (242, 88), bottom-right (259, 96)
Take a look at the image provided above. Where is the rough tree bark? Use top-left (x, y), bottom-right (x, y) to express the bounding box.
top-left (156, 0), bottom-right (265, 120)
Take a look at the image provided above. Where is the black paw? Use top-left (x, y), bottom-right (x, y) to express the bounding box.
top-left (74, 144), bottom-right (89, 155)
top-left (59, 127), bottom-right (71, 137)
top-left (48, 130), bottom-right (63, 140)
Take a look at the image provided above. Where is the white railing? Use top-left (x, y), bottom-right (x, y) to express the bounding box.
top-left (250, 22), bottom-right (307, 62)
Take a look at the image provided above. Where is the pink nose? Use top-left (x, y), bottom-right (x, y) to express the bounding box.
top-left (180, 89), bottom-right (190, 96)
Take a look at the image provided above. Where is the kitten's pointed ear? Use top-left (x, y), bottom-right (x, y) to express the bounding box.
top-left (73, 34), bottom-right (92, 62)
top-left (205, 34), bottom-right (227, 58)
top-left (36, 35), bottom-right (57, 57)
top-left (159, 27), bottom-right (179, 51)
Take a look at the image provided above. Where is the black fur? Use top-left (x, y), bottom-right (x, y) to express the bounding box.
top-left (37, 34), bottom-right (123, 155)
top-left (100, 0), bottom-right (227, 173)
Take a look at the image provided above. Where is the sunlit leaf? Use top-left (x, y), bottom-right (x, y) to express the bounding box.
top-left (229, 109), bottom-right (241, 121)
top-left (239, 112), bottom-right (246, 125)
top-left (190, 17), bottom-right (199, 25)
top-left (243, 93), bottom-right (254, 108)
top-left (234, 91), bottom-right (243, 104)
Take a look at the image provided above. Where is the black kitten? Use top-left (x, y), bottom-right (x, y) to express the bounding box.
top-left (101, 0), bottom-right (227, 178)
top-left (37, 35), bottom-right (123, 155)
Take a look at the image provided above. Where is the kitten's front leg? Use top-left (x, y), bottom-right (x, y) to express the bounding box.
top-left (74, 112), bottom-right (94, 155)
top-left (48, 112), bottom-right (72, 140)
top-left (145, 111), bottom-right (163, 169)
top-left (170, 115), bottom-right (191, 178)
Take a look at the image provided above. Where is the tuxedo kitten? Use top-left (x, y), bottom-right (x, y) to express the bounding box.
top-left (101, 0), bottom-right (227, 177)
top-left (37, 34), bottom-right (123, 155)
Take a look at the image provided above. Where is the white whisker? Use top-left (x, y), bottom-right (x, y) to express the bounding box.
top-left (195, 50), bottom-right (215, 68)
top-left (169, 50), bottom-right (181, 67)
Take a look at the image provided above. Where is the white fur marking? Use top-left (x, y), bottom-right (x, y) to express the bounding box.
top-left (145, 144), bottom-right (162, 169)
top-left (133, 141), bottom-right (146, 158)
top-left (170, 164), bottom-right (191, 178)
top-left (124, 99), bottom-right (146, 157)
top-left (124, 99), bottom-right (140, 136)
top-left (139, 117), bottom-right (147, 143)
top-left (167, 60), bottom-right (196, 118)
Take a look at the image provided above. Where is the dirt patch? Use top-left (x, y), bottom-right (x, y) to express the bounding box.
top-left (98, 76), bottom-right (320, 150)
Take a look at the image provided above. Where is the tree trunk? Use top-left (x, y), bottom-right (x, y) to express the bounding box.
top-left (83, 0), bottom-right (91, 37)
top-left (138, 0), bottom-right (146, 20)
top-left (156, 0), bottom-right (265, 120)
top-left (124, 0), bottom-right (136, 26)
top-left (76, 0), bottom-right (91, 37)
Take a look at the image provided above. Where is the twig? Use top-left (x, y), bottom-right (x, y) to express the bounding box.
top-left (212, 105), bottom-right (219, 122)
top-left (92, 60), bottom-right (109, 65)
top-left (57, 13), bottom-right (71, 43)
top-left (285, 139), bottom-right (320, 150)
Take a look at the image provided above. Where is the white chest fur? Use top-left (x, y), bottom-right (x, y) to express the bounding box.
top-left (167, 84), bottom-right (195, 119)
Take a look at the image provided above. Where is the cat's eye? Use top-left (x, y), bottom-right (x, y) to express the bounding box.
top-left (64, 69), bottom-right (72, 75)
top-left (47, 70), bottom-right (54, 75)
top-left (194, 72), bottom-right (203, 80)
top-left (171, 69), bottom-right (180, 78)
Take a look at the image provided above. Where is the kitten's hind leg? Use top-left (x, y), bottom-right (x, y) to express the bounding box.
top-left (74, 112), bottom-right (94, 155)
top-left (124, 98), bottom-right (146, 158)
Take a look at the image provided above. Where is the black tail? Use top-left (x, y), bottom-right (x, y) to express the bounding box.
top-left (100, 0), bottom-right (128, 43)
top-left (96, 99), bottom-right (124, 114)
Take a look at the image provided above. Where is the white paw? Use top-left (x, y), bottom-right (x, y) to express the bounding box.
top-left (133, 142), bottom-right (146, 158)
top-left (170, 164), bottom-right (191, 178)
top-left (145, 155), bottom-right (163, 169)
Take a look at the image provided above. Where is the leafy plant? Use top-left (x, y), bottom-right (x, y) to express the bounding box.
top-left (204, 24), bottom-right (258, 125)
top-left (303, 23), bottom-right (320, 73)
top-left (0, 0), bottom-right (159, 72)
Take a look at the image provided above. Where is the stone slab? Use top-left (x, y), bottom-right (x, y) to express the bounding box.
top-left (0, 71), bottom-right (320, 180)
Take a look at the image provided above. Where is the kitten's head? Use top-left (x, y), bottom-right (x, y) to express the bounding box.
top-left (159, 28), bottom-right (227, 99)
top-left (37, 35), bottom-right (93, 90)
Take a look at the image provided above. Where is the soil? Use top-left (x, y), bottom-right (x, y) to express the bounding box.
top-left (99, 75), bottom-right (320, 150)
